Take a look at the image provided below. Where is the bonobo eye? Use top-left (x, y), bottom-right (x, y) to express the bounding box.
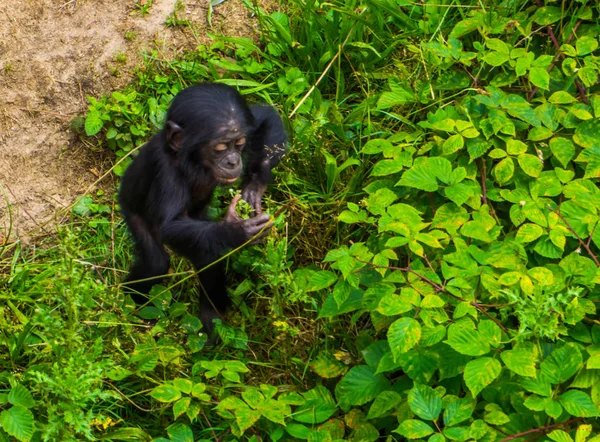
top-left (215, 143), bottom-right (228, 152)
top-left (235, 138), bottom-right (246, 146)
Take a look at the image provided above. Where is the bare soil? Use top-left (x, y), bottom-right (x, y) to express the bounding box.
top-left (0, 0), bottom-right (269, 242)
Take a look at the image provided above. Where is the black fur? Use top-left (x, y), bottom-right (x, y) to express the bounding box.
top-left (119, 83), bottom-right (287, 333)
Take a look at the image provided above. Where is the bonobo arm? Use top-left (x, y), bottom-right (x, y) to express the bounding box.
top-left (242, 105), bottom-right (288, 215)
top-left (161, 197), bottom-right (272, 268)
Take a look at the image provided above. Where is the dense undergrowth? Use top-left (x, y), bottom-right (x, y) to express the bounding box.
top-left (2, 0), bottom-right (600, 440)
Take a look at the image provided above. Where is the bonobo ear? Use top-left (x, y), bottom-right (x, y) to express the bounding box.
top-left (166, 121), bottom-right (182, 152)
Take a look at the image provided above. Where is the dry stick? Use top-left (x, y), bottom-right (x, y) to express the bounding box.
top-left (549, 207), bottom-right (600, 266)
top-left (500, 418), bottom-right (581, 442)
top-left (288, 14), bottom-right (362, 119)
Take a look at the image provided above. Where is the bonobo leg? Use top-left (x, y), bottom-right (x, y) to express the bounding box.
top-left (194, 261), bottom-right (231, 337)
top-left (123, 214), bottom-right (170, 304)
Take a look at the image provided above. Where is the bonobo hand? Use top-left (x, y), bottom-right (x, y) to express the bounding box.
top-left (225, 195), bottom-right (272, 243)
top-left (241, 182), bottom-right (267, 216)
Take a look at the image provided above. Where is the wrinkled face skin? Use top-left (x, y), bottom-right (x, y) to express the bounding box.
top-left (206, 130), bottom-right (246, 184)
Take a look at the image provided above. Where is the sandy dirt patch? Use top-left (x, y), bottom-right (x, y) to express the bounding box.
top-left (0, 0), bottom-right (269, 242)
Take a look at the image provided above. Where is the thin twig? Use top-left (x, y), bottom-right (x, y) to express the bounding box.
top-left (549, 207), bottom-right (600, 266)
top-left (500, 418), bottom-right (581, 442)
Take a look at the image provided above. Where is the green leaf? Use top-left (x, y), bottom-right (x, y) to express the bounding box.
top-left (395, 419), bottom-right (435, 439)
top-left (363, 138), bottom-right (393, 154)
top-left (398, 157), bottom-right (445, 191)
top-left (372, 158), bottom-right (405, 176)
top-left (85, 110), bottom-right (104, 136)
top-left (446, 322), bottom-right (490, 356)
top-left (549, 91), bottom-right (576, 104)
top-left (518, 154), bottom-right (543, 177)
top-left (574, 119), bottom-right (600, 148)
top-left (576, 36), bottom-right (599, 56)
top-left (407, 384), bottom-right (442, 421)
top-left (541, 344), bottom-right (582, 384)
top-left (532, 6), bottom-right (562, 25)
top-left (173, 397), bottom-right (191, 420)
top-left (0, 406), bottom-right (34, 442)
top-left (443, 134), bottom-right (465, 154)
top-left (493, 157), bottom-right (514, 184)
top-left (368, 391), bottom-right (403, 419)
top-left (294, 386), bottom-right (336, 424)
top-left (549, 137), bottom-right (575, 167)
top-left (464, 357), bottom-right (501, 397)
top-left (335, 366), bottom-right (391, 407)
top-left (388, 318), bottom-right (421, 360)
top-left (306, 271), bottom-right (338, 291)
top-left (150, 384), bottom-right (182, 403)
top-left (444, 397), bottom-right (473, 427)
top-left (501, 347), bottom-right (537, 377)
top-left (529, 67), bottom-right (550, 90)
top-left (559, 390), bottom-right (599, 417)
top-left (578, 67), bottom-right (598, 88)
top-left (483, 51), bottom-right (509, 66)
top-left (7, 386), bottom-right (34, 409)
top-left (515, 223), bottom-right (544, 243)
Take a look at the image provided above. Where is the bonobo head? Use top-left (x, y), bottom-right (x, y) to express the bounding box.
top-left (163, 83), bottom-right (255, 183)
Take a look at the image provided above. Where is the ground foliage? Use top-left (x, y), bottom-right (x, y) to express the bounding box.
top-left (2, 0), bottom-right (600, 440)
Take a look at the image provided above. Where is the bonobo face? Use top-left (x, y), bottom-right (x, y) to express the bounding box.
top-left (208, 135), bottom-right (246, 184)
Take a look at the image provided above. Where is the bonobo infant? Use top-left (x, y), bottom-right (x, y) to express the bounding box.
top-left (119, 83), bottom-right (287, 334)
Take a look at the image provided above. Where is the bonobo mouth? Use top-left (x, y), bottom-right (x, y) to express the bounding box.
top-left (216, 175), bottom-right (240, 184)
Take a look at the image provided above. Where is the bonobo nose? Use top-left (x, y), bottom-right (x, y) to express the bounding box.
top-left (226, 157), bottom-right (240, 169)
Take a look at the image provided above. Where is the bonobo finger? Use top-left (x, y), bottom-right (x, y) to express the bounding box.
top-left (246, 213), bottom-right (270, 226)
top-left (225, 195), bottom-right (242, 222)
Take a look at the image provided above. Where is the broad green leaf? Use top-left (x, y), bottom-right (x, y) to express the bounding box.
top-left (549, 91), bottom-right (576, 104)
top-left (483, 51), bottom-right (509, 66)
top-left (396, 349), bottom-right (440, 383)
top-left (7, 386), bottom-right (34, 409)
top-left (502, 95), bottom-right (541, 127)
top-left (368, 391), bottom-right (402, 419)
top-left (549, 137), bottom-right (575, 167)
top-left (446, 322), bottom-right (490, 356)
top-left (236, 407), bottom-right (261, 433)
top-left (335, 366), bottom-right (391, 407)
top-left (528, 127), bottom-right (553, 141)
top-left (311, 352), bottom-right (348, 379)
top-left (506, 139), bottom-right (527, 155)
top-left (515, 223), bottom-right (544, 243)
top-left (306, 271), bottom-right (338, 291)
top-left (294, 386), bottom-right (336, 424)
top-left (443, 134), bottom-right (465, 154)
top-left (445, 183), bottom-right (474, 206)
top-left (407, 384), bottom-right (442, 421)
top-left (262, 399), bottom-right (291, 425)
top-left (578, 67), bottom-right (598, 88)
top-left (548, 430), bottom-right (574, 442)
top-left (576, 36), bottom-right (599, 56)
top-left (362, 138), bottom-right (393, 154)
top-left (85, 110), bottom-right (104, 136)
top-left (529, 67), bottom-right (550, 90)
top-left (559, 390), bottom-right (599, 417)
top-left (395, 419), bottom-right (435, 439)
top-left (0, 406), bottom-right (34, 442)
top-left (541, 344), bottom-right (582, 384)
top-left (372, 158), bottom-right (405, 176)
top-left (574, 119), bottom-right (600, 148)
top-left (501, 347), bottom-right (537, 377)
top-left (518, 154), bottom-right (543, 177)
top-left (493, 157), bottom-right (514, 184)
top-left (388, 318), bottom-right (421, 360)
top-left (464, 357), bottom-right (501, 397)
top-left (173, 397), bottom-right (191, 420)
top-left (378, 294), bottom-right (413, 316)
top-left (444, 397), bottom-right (473, 427)
top-left (150, 384), bottom-right (182, 403)
top-left (532, 6), bottom-right (562, 25)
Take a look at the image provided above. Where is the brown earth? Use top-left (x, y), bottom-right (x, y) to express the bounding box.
top-left (0, 0), bottom-right (271, 242)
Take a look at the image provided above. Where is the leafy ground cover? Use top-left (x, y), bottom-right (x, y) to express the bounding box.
top-left (2, 0), bottom-right (600, 440)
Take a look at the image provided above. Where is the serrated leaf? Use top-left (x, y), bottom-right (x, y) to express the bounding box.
top-left (541, 344), bottom-right (582, 384)
top-left (311, 352), bottom-right (348, 379)
top-left (150, 384), bottom-right (181, 403)
top-left (464, 357), bottom-right (501, 397)
top-left (173, 397), bottom-right (191, 420)
top-left (368, 391), bottom-right (402, 419)
top-left (501, 347), bottom-right (537, 377)
top-left (574, 119), bottom-right (600, 149)
top-left (444, 397), bottom-right (473, 427)
top-left (518, 154), bottom-right (543, 177)
top-left (443, 134), bottom-right (464, 154)
top-left (516, 223), bottom-right (544, 243)
top-left (306, 270), bottom-right (338, 291)
top-left (559, 390), bottom-right (599, 417)
top-left (7, 386), bottom-right (34, 409)
top-left (294, 386), bottom-right (336, 424)
top-left (408, 384), bottom-right (442, 421)
top-left (493, 157), bottom-right (514, 184)
top-left (388, 318), bottom-right (421, 360)
top-left (446, 322), bottom-right (490, 356)
top-left (395, 419), bottom-right (435, 439)
top-left (335, 366), bottom-right (390, 407)
top-left (85, 111), bottom-right (104, 136)
top-left (549, 137), bottom-right (575, 167)
top-left (0, 406), bottom-right (34, 442)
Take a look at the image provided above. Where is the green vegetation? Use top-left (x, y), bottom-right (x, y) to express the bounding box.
top-left (2, 0), bottom-right (600, 440)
